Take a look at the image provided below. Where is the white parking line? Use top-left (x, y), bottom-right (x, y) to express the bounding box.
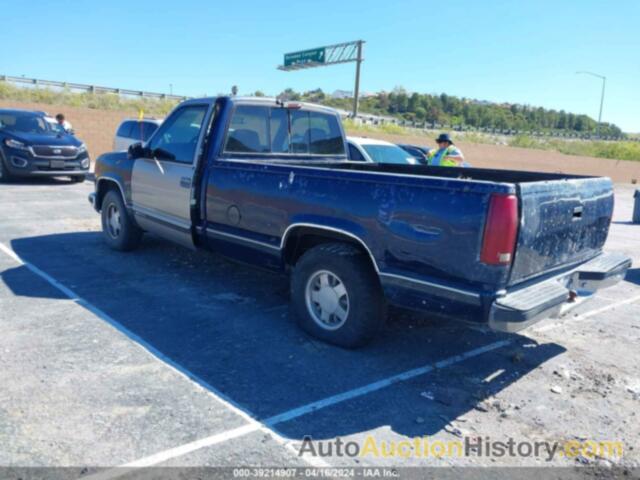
top-left (0, 242), bottom-right (508, 475)
top-left (262, 339), bottom-right (510, 426)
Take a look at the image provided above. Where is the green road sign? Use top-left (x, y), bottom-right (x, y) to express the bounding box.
top-left (284, 47), bottom-right (326, 67)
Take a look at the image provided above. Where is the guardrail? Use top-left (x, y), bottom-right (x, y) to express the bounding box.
top-left (0, 74), bottom-right (188, 102)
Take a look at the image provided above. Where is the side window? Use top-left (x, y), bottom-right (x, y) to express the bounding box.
top-left (309, 112), bottom-right (344, 155)
top-left (348, 144), bottom-right (366, 161)
top-left (116, 121), bottom-right (133, 138)
top-left (224, 106), bottom-right (270, 153)
top-left (147, 105), bottom-right (207, 163)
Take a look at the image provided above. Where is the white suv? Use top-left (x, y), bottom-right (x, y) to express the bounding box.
top-left (113, 118), bottom-right (162, 151)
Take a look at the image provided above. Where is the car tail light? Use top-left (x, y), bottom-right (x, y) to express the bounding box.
top-left (480, 194), bottom-right (519, 265)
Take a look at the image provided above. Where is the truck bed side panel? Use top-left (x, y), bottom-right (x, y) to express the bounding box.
top-left (204, 161), bottom-right (515, 289)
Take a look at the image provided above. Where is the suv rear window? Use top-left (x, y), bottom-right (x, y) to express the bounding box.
top-left (116, 121), bottom-right (134, 138)
top-left (141, 121), bottom-right (158, 141)
top-left (119, 121), bottom-right (159, 141)
top-left (224, 105), bottom-right (345, 156)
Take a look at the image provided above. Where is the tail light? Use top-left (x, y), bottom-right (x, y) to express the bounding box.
top-left (480, 194), bottom-right (519, 265)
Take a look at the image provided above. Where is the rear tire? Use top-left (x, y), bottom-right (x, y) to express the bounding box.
top-left (101, 190), bottom-right (143, 251)
top-left (290, 242), bottom-right (386, 348)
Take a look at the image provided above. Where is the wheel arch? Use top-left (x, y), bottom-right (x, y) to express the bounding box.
top-left (95, 177), bottom-right (127, 211)
top-left (281, 223), bottom-right (380, 274)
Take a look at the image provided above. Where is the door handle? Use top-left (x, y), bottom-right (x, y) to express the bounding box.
top-left (572, 205), bottom-right (583, 220)
top-left (180, 177), bottom-right (191, 188)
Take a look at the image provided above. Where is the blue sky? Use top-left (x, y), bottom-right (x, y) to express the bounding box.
top-left (2, 0), bottom-right (639, 131)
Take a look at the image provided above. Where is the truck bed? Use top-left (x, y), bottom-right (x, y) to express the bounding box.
top-left (320, 162), bottom-right (591, 184)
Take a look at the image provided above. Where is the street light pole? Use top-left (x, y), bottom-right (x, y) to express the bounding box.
top-left (576, 71), bottom-right (606, 138)
top-left (352, 40), bottom-right (364, 118)
top-left (597, 77), bottom-right (606, 137)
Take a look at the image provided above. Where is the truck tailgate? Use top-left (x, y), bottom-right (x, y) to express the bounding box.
top-left (509, 177), bottom-right (614, 285)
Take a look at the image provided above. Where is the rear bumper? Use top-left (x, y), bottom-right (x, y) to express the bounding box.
top-left (489, 252), bottom-right (632, 333)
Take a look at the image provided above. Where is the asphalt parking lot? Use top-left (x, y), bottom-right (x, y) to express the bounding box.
top-left (1, 179), bottom-right (639, 478)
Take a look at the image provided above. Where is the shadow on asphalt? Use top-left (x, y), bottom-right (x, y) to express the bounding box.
top-left (2, 177), bottom-right (79, 186)
top-left (4, 232), bottom-right (565, 439)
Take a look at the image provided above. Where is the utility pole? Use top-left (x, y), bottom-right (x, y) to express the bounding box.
top-left (576, 71), bottom-right (606, 138)
top-left (352, 40), bottom-right (364, 118)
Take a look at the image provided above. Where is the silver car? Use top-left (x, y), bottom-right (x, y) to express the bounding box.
top-left (113, 118), bottom-right (162, 151)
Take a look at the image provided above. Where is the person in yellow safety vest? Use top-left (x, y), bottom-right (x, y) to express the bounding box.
top-left (427, 133), bottom-right (465, 167)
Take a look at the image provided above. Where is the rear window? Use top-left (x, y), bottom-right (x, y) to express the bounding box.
top-left (224, 106), bottom-right (270, 153)
top-left (270, 108), bottom-right (290, 154)
top-left (224, 105), bottom-right (345, 157)
top-left (310, 111), bottom-right (344, 154)
top-left (290, 111), bottom-right (344, 155)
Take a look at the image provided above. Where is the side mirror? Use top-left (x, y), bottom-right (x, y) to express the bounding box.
top-left (128, 142), bottom-right (145, 159)
top-left (152, 147), bottom-right (176, 162)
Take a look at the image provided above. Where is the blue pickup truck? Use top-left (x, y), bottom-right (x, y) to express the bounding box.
top-left (89, 96), bottom-right (631, 347)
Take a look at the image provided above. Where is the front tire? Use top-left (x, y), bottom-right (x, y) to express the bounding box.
top-left (101, 190), bottom-right (143, 251)
top-left (71, 175), bottom-right (86, 183)
top-left (0, 157), bottom-right (12, 183)
top-left (291, 243), bottom-right (386, 348)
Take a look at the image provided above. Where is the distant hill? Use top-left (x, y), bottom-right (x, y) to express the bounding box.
top-left (0, 79), bottom-right (624, 138)
top-left (275, 87), bottom-right (624, 138)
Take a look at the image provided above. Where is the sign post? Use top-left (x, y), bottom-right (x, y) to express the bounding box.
top-left (278, 40), bottom-right (365, 117)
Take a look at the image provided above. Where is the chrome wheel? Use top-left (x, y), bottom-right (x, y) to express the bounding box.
top-left (106, 203), bottom-right (122, 239)
top-left (305, 270), bottom-right (350, 330)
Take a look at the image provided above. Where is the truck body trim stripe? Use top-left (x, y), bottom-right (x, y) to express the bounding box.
top-left (206, 223), bottom-right (482, 301)
top-left (205, 227), bottom-right (280, 251)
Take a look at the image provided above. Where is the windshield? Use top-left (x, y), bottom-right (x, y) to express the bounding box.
top-left (362, 144), bottom-right (416, 164)
top-left (0, 112), bottom-right (54, 134)
top-left (45, 117), bottom-right (66, 134)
